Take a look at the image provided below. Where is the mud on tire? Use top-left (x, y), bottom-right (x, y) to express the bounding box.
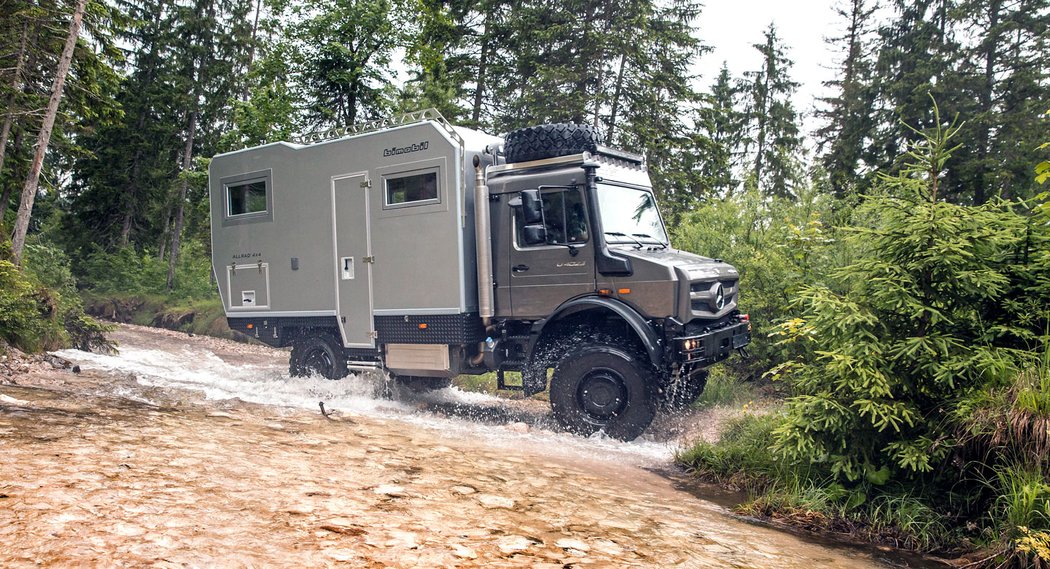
top-left (503, 123), bottom-right (604, 164)
top-left (549, 343), bottom-right (657, 441)
top-left (289, 332), bottom-right (348, 380)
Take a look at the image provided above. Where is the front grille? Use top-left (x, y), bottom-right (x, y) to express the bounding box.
top-left (689, 279), bottom-right (738, 313)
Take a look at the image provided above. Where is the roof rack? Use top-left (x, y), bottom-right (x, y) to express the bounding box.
top-left (291, 108), bottom-right (464, 147)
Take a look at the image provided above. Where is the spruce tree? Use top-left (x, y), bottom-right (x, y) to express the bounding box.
top-left (741, 24), bottom-right (803, 199)
top-left (816, 0), bottom-right (877, 198)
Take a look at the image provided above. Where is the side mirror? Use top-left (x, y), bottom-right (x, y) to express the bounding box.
top-left (520, 189), bottom-right (543, 225)
top-left (522, 224), bottom-right (547, 245)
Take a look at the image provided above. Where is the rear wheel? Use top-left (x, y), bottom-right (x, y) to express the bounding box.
top-left (549, 344), bottom-right (657, 441)
top-left (289, 333), bottom-right (348, 380)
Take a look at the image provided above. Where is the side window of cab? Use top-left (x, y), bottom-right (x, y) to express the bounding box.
top-left (515, 187), bottom-right (589, 247)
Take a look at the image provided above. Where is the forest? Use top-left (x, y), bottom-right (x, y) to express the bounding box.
top-left (1, 0), bottom-right (1048, 565)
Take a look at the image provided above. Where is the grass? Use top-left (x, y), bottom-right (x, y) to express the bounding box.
top-left (81, 291), bottom-right (239, 340)
top-left (676, 412), bottom-right (958, 552)
top-left (694, 367), bottom-right (756, 408)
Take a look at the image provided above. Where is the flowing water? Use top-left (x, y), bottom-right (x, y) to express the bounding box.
top-left (0, 324), bottom-right (943, 568)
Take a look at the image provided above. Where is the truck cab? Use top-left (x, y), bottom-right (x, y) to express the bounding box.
top-left (480, 128), bottom-right (750, 440)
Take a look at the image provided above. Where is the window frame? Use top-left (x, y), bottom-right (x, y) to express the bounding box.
top-left (221, 169), bottom-right (273, 226)
top-left (382, 166), bottom-right (442, 210)
top-left (513, 185), bottom-right (591, 250)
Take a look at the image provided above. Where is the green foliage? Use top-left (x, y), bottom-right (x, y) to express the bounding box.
top-left (673, 185), bottom-right (840, 377)
top-left (79, 239), bottom-right (215, 300)
top-left (0, 238), bottom-right (113, 354)
top-left (768, 113), bottom-right (1039, 482)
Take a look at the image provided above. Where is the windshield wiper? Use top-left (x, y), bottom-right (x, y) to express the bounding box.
top-left (632, 233), bottom-right (668, 249)
top-left (604, 231), bottom-right (644, 249)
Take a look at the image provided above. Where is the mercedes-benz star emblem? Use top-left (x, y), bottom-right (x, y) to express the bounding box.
top-left (714, 283), bottom-right (726, 310)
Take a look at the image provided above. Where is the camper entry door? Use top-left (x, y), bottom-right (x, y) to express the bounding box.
top-left (332, 172), bottom-right (376, 348)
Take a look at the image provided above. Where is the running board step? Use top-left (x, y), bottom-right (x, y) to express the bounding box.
top-left (347, 361), bottom-right (383, 372)
top-left (496, 369), bottom-right (524, 391)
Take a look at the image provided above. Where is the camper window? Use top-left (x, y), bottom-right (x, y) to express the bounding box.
top-left (227, 180), bottom-right (268, 216)
top-left (385, 171), bottom-right (439, 207)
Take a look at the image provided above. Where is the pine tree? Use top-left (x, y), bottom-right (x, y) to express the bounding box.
top-left (816, 0), bottom-right (877, 198)
top-left (695, 64), bottom-right (745, 198)
top-left (741, 24), bottom-right (803, 199)
top-left (950, 0), bottom-right (1050, 204)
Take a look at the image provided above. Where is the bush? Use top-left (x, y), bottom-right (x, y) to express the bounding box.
top-left (672, 184), bottom-right (842, 378)
top-left (0, 239), bottom-right (114, 354)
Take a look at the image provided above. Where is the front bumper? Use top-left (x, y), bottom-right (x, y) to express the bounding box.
top-left (673, 317), bottom-right (751, 365)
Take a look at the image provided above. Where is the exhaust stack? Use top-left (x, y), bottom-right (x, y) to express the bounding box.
top-left (473, 154), bottom-right (494, 326)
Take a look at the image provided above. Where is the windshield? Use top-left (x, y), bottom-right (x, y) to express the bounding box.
top-left (596, 184), bottom-right (668, 245)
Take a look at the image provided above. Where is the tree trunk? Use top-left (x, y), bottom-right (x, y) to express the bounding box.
top-left (0, 20), bottom-right (30, 222)
top-left (11, 0), bottom-right (86, 266)
top-left (242, 0), bottom-right (262, 101)
top-left (0, 129), bottom-right (24, 220)
top-left (166, 109), bottom-right (197, 290)
top-left (471, 6), bottom-right (493, 125)
top-left (973, 0), bottom-right (1002, 205)
top-left (120, 149), bottom-right (143, 247)
top-left (607, 52), bottom-right (628, 145)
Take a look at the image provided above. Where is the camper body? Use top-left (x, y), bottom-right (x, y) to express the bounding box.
top-left (209, 111), bottom-right (751, 440)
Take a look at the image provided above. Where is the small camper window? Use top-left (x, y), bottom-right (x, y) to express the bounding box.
top-left (227, 180), bottom-right (268, 216)
top-left (385, 171), bottom-right (439, 207)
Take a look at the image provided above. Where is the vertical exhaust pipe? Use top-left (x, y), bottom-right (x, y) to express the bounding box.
top-left (473, 154), bottom-right (493, 327)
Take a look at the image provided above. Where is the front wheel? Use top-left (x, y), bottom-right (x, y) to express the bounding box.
top-left (549, 344), bottom-right (657, 441)
top-left (289, 333), bottom-right (348, 379)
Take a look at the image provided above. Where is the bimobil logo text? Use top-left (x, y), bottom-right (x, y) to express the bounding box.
top-left (383, 141), bottom-right (429, 157)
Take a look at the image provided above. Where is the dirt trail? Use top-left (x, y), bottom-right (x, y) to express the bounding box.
top-left (0, 325), bottom-right (930, 568)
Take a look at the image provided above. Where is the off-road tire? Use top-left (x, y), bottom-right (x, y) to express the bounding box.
top-left (549, 343), bottom-right (657, 441)
top-left (289, 333), bottom-right (348, 380)
top-left (503, 123), bottom-right (604, 164)
top-left (660, 369), bottom-right (709, 412)
top-left (394, 376), bottom-right (453, 392)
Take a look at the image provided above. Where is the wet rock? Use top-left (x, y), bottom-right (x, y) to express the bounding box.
top-left (497, 535), bottom-right (533, 553)
top-left (478, 494), bottom-right (515, 509)
top-left (44, 354), bottom-right (72, 369)
top-left (555, 538), bottom-right (590, 552)
top-left (452, 544), bottom-right (477, 559)
top-left (507, 422), bottom-right (530, 434)
top-left (320, 518), bottom-right (366, 536)
top-left (373, 484), bottom-right (407, 497)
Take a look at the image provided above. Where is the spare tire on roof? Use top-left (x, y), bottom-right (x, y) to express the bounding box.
top-left (503, 123), bottom-right (604, 163)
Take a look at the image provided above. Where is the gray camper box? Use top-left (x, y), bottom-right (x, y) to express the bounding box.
top-left (210, 114), bottom-right (497, 376)
top-left (210, 110), bottom-right (752, 441)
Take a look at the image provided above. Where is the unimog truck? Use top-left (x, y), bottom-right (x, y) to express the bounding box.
top-left (209, 109), bottom-right (751, 440)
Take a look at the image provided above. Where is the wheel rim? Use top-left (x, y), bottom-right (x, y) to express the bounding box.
top-left (303, 347), bottom-right (334, 378)
top-left (576, 367), bottom-right (628, 422)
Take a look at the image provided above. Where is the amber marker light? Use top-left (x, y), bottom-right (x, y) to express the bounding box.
top-left (597, 289), bottom-right (613, 296)
top-left (246, 323), bottom-right (254, 329)
top-left (418, 323), bottom-right (428, 329)
top-left (618, 288), bottom-right (631, 295)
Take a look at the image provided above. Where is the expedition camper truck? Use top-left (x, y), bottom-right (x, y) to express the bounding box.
top-left (209, 109), bottom-right (751, 441)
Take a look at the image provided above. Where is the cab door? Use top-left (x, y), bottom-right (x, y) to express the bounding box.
top-left (509, 186), bottom-right (595, 318)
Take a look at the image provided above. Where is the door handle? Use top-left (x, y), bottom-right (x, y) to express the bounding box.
top-left (513, 264), bottom-right (530, 273)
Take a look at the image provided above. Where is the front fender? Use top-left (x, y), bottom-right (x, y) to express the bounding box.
top-left (520, 296), bottom-right (663, 395)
